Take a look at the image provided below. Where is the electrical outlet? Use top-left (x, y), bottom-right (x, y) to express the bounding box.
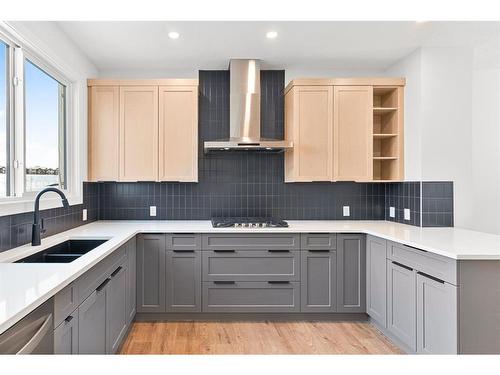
top-left (343, 206), bottom-right (350, 217)
top-left (82, 209), bottom-right (87, 221)
top-left (389, 207), bottom-right (395, 218)
top-left (149, 206), bottom-right (157, 217)
top-left (404, 208), bottom-right (411, 221)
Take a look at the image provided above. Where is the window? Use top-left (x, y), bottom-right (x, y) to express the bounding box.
top-left (24, 59), bottom-right (66, 192)
top-left (0, 31), bottom-right (72, 203)
top-left (0, 40), bottom-right (7, 197)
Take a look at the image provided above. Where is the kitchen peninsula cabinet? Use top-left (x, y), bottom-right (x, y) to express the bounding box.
top-left (87, 79), bottom-right (199, 182)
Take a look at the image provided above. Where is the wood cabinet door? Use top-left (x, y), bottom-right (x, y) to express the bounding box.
top-left (336, 234), bottom-right (366, 313)
top-left (387, 260), bottom-right (417, 352)
top-left (88, 86), bottom-right (119, 181)
top-left (285, 86), bottom-right (333, 182)
top-left (165, 250), bottom-right (202, 312)
top-left (106, 261), bottom-right (128, 354)
top-left (416, 273), bottom-right (457, 354)
top-left (366, 235), bottom-right (387, 328)
top-left (119, 86), bottom-right (159, 181)
top-left (159, 86), bottom-right (198, 182)
top-left (78, 288), bottom-right (107, 354)
top-left (333, 86), bottom-right (373, 181)
top-left (54, 310), bottom-right (79, 354)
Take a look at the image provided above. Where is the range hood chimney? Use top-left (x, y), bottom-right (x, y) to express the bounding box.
top-left (203, 59), bottom-right (293, 152)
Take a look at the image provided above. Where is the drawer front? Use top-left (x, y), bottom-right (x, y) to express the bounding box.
top-left (387, 241), bottom-right (457, 285)
top-left (166, 233), bottom-right (201, 250)
top-left (54, 282), bottom-right (79, 327)
top-left (78, 244), bottom-right (127, 301)
top-left (202, 250), bottom-right (300, 281)
top-left (202, 281), bottom-right (300, 312)
top-left (202, 234), bottom-right (300, 251)
top-left (301, 233), bottom-right (337, 250)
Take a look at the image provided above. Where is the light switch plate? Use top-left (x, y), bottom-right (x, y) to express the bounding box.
top-left (150, 206), bottom-right (157, 217)
top-left (389, 207), bottom-right (395, 218)
top-left (343, 206), bottom-right (350, 217)
top-left (82, 209), bottom-right (87, 221)
top-left (404, 208), bottom-right (411, 221)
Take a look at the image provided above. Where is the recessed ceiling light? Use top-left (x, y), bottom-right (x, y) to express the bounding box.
top-left (168, 31), bottom-right (180, 39)
top-left (266, 31), bottom-right (278, 39)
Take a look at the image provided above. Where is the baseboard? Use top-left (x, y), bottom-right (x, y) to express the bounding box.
top-left (368, 317), bottom-right (414, 354)
top-left (135, 312), bottom-right (369, 322)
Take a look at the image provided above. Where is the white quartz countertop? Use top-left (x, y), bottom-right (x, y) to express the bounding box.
top-left (1, 219), bottom-right (500, 334)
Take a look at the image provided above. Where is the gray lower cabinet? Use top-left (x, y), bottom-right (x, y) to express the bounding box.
top-left (366, 235), bottom-right (387, 327)
top-left (54, 310), bottom-right (79, 354)
top-left (78, 285), bottom-right (107, 354)
top-left (300, 249), bottom-right (337, 312)
top-left (136, 234), bottom-right (166, 313)
top-left (337, 234), bottom-right (366, 313)
top-left (387, 260), bottom-right (417, 352)
top-left (203, 281), bottom-right (300, 312)
top-left (166, 250), bottom-right (202, 312)
top-left (106, 259), bottom-right (128, 354)
top-left (126, 238), bottom-right (137, 323)
top-left (416, 273), bottom-right (457, 354)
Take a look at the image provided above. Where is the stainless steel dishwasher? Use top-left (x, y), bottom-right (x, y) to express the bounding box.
top-left (0, 298), bottom-right (54, 354)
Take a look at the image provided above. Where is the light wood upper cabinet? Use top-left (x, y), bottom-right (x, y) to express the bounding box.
top-left (333, 86), bottom-right (373, 181)
top-left (88, 86), bottom-right (120, 181)
top-left (284, 78), bottom-right (404, 182)
top-left (119, 86), bottom-right (159, 181)
top-left (285, 85), bottom-right (333, 182)
top-left (159, 86), bottom-right (198, 182)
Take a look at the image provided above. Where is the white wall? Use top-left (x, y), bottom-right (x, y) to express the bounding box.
top-left (386, 41), bottom-right (500, 234)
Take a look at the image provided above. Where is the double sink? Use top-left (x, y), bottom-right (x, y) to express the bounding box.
top-left (16, 239), bottom-right (108, 263)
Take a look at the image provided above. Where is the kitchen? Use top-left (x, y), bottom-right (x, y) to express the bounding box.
top-left (1, 2), bottom-right (500, 372)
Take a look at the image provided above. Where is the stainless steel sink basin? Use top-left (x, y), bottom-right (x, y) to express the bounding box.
top-left (15, 239), bottom-right (108, 263)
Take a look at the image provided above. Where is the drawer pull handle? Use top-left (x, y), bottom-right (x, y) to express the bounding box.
top-left (96, 278), bottom-right (110, 292)
top-left (308, 250), bottom-right (330, 253)
top-left (407, 245), bottom-right (428, 253)
top-left (417, 271), bottom-right (445, 284)
top-left (214, 281), bottom-right (236, 285)
top-left (214, 250), bottom-right (236, 253)
top-left (65, 315), bottom-right (74, 323)
top-left (173, 250), bottom-right (195, 253)
top-left (391, 261), bottom-right (413, 272)
top-left (111, 266), bottom-right (122, 277)
top-left (268, 250), bottom-right (290, 253)
top-left (268, 281), bottom-right (290, 284)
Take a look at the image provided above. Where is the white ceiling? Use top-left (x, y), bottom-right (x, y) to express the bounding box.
top-left (56, 21), bottom-right (500, 75)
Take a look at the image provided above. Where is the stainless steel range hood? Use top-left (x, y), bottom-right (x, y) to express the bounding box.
top-left (203, 59), bottom-right (293, 152)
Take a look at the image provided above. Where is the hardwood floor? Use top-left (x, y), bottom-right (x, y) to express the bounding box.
top-left (120, 321), bottom-right (402, 354)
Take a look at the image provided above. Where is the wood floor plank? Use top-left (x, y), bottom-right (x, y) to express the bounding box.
top-left (120, 321), bottom-right (402, 355)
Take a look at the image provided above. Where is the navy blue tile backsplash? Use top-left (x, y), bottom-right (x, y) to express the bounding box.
top-left (0, 70), bottom-right (454, 253)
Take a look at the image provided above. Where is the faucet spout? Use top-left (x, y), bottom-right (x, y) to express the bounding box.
top-left (31, 187), bottom-right (69, 246)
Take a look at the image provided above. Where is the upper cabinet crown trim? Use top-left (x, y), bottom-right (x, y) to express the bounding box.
top-left (87, 78), bottom-right (199, 87)
top-left (284, 78), bottom-right (406, 95)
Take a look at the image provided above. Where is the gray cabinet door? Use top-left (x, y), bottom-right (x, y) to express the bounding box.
top-left (300, 249), bottom-right (337, 312)
top-left (136, 234), bottom-right (166, 313)
top-left (78, 286), bottom-right (107, 354)
top-left (416, 273), bottom-right (457, 354)
top-left (106, 260), bottom-right (128, 354)
top-left (126, 238), bottom-right (137, 323)
top-left (337, 234), bottom-right (366, 312)
top-left (54, 311), bottom-right (79, 354)
top-left (165, 250), bottom-right (201, 312)
top-left (366, 235), bottom-right (387, 327)
top-left (387, 260), bottom-right (417, 352)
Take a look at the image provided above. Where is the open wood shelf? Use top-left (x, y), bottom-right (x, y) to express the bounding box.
top-left (372, 86), bottom-right (403, 181)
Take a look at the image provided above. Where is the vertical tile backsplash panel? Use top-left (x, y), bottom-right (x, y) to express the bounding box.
top-left (422, 181), bottom-right (454, 227)
top-left (0, 182), bottom-right (99, 253)
top-left (385, 182), bottom-right (421, 226)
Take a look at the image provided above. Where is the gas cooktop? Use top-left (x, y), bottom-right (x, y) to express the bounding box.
top-left (211, 217), bottom-right (289, 228)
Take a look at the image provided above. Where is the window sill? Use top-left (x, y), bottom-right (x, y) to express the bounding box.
top-left (0, 193), bottom-right (83, 217)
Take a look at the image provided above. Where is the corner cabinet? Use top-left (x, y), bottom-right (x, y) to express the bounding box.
top-left (87, 79), bottom-right (199, 182)
top-left (284, 78), bottom-right (405, 182)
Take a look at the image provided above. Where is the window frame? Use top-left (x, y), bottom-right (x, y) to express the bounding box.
top-left (0, 24), bottom-right (82, 216)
